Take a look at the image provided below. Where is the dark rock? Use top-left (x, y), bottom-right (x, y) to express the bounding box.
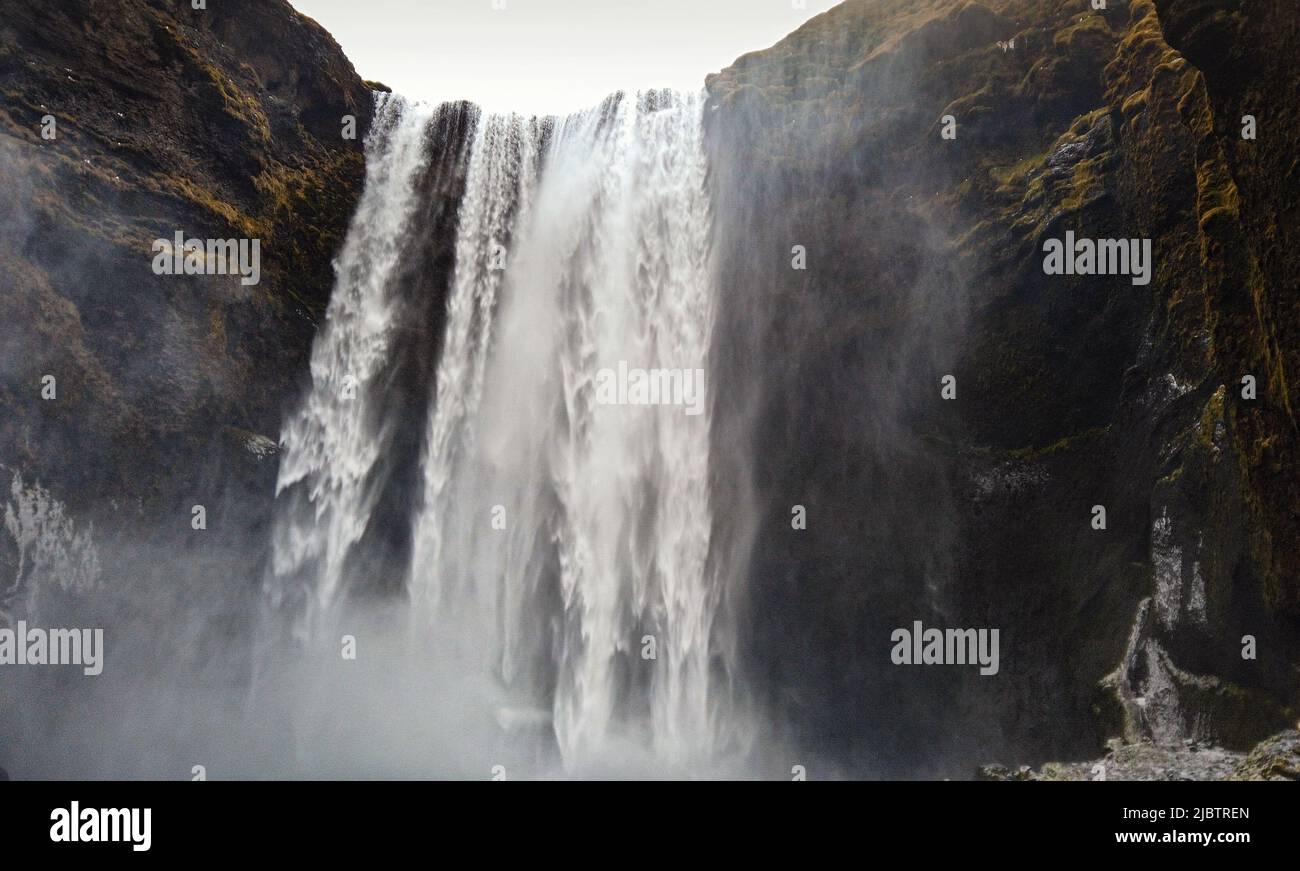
top-left (984, 728), bottom-right (1300, 781)
top-left (1232, 729), bottom-right (1300, 780)
top-left (704, 0), bottom-right (1299, 776)
top-left (0, 0), bottom-right (373, 547)
top-left (977, 763), bottom-right (1012, 781)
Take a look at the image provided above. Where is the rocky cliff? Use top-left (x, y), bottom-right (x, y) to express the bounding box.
top-left (705, 0), bottom-right (1297, 776)
top-left (0, 0), bottom-right (396, 777)
top-left (0, 0), bottom-right (374, 543)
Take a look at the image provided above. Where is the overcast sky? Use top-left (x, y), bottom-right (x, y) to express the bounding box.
top-left (288, 0), bottom-right (841, 115)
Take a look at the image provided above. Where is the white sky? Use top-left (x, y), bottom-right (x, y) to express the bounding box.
top-left (288, 0), bottom-right (841, 115)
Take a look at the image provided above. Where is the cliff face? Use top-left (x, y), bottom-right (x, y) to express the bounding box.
top-left (0, 0), bottom-right (373, 536)
top-left (705, 0), bottom-right (1297, 775)
top-left (1151, 0), bottom-right (1299, 619)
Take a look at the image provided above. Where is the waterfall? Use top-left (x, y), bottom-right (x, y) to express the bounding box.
top-left (269, 89), bottom-right (742, 775)
top-left (270, 94), bottom-right (437, 637)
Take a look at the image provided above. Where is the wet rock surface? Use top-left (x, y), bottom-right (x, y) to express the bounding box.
top-left (705, 0), bottom-right (1299, 776)
top-left (0, 0), bottom-right (373, 535)
top-left (979, 728), bottom-right (1300, 780)
top-left (1231, 729), bottom-right (1300, 781)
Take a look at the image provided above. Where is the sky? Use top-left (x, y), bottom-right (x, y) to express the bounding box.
top-left (288, 0), bottom-right (841, 115)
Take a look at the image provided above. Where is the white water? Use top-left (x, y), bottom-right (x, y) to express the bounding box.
top-left (271, 94), bottom-right (434, 638)
top-left (270, 90), bottom-right (743, 774)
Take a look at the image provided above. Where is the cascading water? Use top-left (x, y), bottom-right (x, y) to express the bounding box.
top-left (270, 94), bottom-right (436, 639)
top-left (269, 89), bottom-right (746, 775)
